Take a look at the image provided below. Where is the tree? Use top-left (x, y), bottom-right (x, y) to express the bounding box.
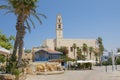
top-left (77, 48), bottom-right (82, 60)
top-left (97, 37), bottom-right (104, 65)
top-left (0, 55), bottom-right (6, 63)
top-left (24, 49), bottom-right (31, 53)
top-left (117, 48), bottom-right (120, 52)
top-left (0, 32), bottom-right (14, 50)
top-left (116, 57), bottom-right (120, 65)
top-left (93, 48), bottom-right (99, 64)
top-left (0, 0), bottom-right (46, 66)
top-left (56, 46), bottom-right (69, 62)
top-left (56, 46), bottom-right (68, 56)
top-left (72, 43), bottom-right (77, 59)
top-left (77, 48), bottom-right (86, 60)
top-left (89, 46), bottom-right (93, 60)
top-left (82, 43), bottom-right (88, 57)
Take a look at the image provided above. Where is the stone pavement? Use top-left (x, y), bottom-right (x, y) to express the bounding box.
top-left (26, 66), bottom-right (120, 80)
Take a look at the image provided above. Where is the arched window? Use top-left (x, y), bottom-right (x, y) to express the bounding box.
top-left (58, 19), bottom-right (61, 23)
top-left (58, 24), bottom-right (61, 28)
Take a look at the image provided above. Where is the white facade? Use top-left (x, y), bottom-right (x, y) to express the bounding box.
top-left (42, 14), bottom-right (97, 60)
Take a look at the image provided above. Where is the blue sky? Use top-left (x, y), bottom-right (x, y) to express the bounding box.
top-left (0, 0), bottom-right (120, 51)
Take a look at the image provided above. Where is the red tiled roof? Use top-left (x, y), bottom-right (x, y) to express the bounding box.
top-left (45, 49), bottom-right (60, 53)
top-left (35, 48), bottom-right (62, 54)
top-left (48, 59), bottom-right (63, 62)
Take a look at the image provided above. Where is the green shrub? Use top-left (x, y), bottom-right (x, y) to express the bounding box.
top-left (107, 57), bottom-right (112, 65)
top-left (102, 61), bottom-right (109, 65)
top-left (116, 57), bottom-right (120, 65)
top-left (12, 69), bottom-right (21, 76)
top-left (78, 63), bottom-right (92, 70)
top-left (0, 55), bottom-right (5, 63)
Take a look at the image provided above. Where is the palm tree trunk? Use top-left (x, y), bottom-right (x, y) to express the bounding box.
top-left (18, 36), bottom-right (23, 66)
top-left (17, 26), bottom-right (26, 66)
top-left (99, 53), bottom-right (103, 66)
top-left (96, 56), bottom-right (98, 64)
top-left (90, 52), bottom-right (91, 60)
top-left (12, 15), bottom-right (23, 60)
top-left (84, 52), bottom-right (85, 56)
top-left (99, 53), bottom-right (101, 66)
top-left (12, 32), bottom-right (19, 59)
top-left (12, 14), bottom-right (26, 67)
top-left (73, 49), bottom-right (75, 59)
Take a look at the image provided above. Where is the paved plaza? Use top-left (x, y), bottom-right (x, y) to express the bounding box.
top-left (26, 66), bottom-right (120, 80)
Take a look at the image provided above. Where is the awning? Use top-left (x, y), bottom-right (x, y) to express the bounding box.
top-left (115, 52), bottom-right (120, 57)
top-left (77, 60), bottom-right (96, 63)
top-left (0, 46), bottom-right (10, 55)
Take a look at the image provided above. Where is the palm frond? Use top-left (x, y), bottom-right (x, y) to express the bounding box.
top-left (31, 12), bottom-right (42, 24)
top-left (9, 35), bottom-right (15, 41)
top-left (31, 9), bottom-right (36, 13)
top-left (4, 10), bottom-right (14, 15)
top-left (37, 13), bottom-right (47, 19)
top-left (28, 17), bottom-right (36, 29)
top-left (0, 5), bottom-right (12, 10)
top-left (0, 5), bottom-right (7, 9)
top-left (25, 20), bottom-right (31, 33)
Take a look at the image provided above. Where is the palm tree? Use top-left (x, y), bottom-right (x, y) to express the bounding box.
top-left (0, 0), bottom-right (46, 66)
top-left (72, 43), bottom-right (77, 59)
top-left (56, 46), bottom-right (69, 62)
top-left (93, 48), bottom-right (99, 64)
top-left (89, 46), bottom-right (93, 60)
top-left (117, 48), bottom-right (120, 52)
top-left (82, 43), bottom-right (88, 57)
top-left (77, 48), bottom-right (86, 60)
top-left (97, 37), bottom-right (104, 65)
top-left (56, 46), bottom-right (68, 56)
top-left (77, 48), bottom-right (82, 60)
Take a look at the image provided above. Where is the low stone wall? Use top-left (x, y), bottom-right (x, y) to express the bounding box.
top-left (36, 70), bottom-right (64, 75)
top-left (0, 74), bottom-right (26, 80)
top-left (26, 62), bottom-right (64, 75)
top-left (18, 74), bottom-right (26, 80)
top-left (0, 74), bottom-right (15, 80)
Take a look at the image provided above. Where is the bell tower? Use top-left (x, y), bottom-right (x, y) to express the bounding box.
top-left (56, 14), bottom-right (63, 39)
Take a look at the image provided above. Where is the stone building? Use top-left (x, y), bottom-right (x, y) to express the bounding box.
top-left (42, 14), bottom-right (97, 60)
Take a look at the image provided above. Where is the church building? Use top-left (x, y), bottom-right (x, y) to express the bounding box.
top-left (42, 14), bottom-right (97, 60)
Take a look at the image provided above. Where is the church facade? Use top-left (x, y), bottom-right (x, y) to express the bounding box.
top-left (42, 14), bottom-right (97, 60)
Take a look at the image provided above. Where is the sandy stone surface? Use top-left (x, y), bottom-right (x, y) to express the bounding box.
top-left (26, 66), bottom-right (120, 80)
